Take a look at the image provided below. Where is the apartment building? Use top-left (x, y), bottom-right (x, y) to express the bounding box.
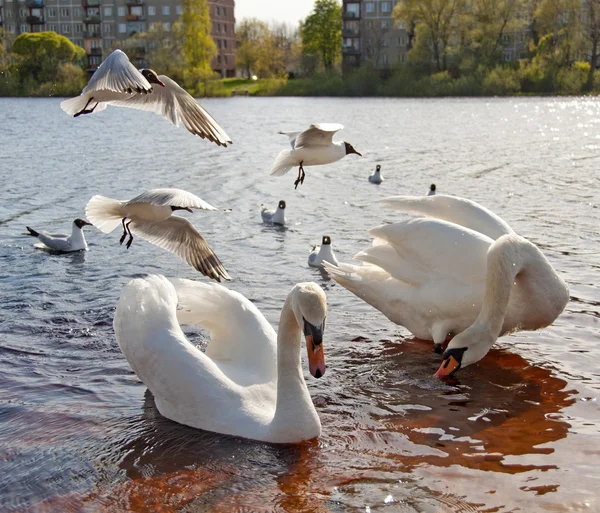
top-left (342, 0), bottom-right (532, 71)
top-left (342, 0), bottom-right (409, 72)
top-left (0, 0), bottom-right (236, 77)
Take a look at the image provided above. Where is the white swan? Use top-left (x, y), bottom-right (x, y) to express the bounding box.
top-left (368, 165), bottom-right (383, 184)
top-left (308, 236), bottom-right (339, 268)
top-left (323, 194), bottom-right (569, 377)
top-left (261, 200), bottom-right (287, 225)
top-left (114, 275), bottom-right (327, 443)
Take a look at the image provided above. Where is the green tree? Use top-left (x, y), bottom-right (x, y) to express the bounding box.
top-left (581, 0), bottom-right (600, 90)
top-left (181, 0), bottom-right (216, 73)
top-left (394, 0), bottom-right (465, 72)
top-left (11, 31), bottom-right (85, 82)
top-left (302, 0), bottom-right (342, 71)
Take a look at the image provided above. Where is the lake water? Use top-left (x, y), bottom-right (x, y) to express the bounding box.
top-left (0, 96), bottom-right (599, 512)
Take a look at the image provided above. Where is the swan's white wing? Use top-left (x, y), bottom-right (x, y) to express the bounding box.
top-left (380, 194), bottom-right (514, 240)
top-left (294, 123), bottom-right (344, 149)
top-left (82, 49), bottom-right (152, 94)
top-left (279, 130), bottom-right (300, 149)
top-left (125, 188), bottom-right (217, 211)
top-left (130, 216), bottom-right (230, 281)
top-left (366, 218), bottom-right (492, 286)
top-left (108, 75), bottom-right (232, 147)
top-left (168, 278), bottom-right (277, 383)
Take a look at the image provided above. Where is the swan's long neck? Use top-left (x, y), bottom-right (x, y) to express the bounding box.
top-left (477, 233), bottom-right (568, 339)
top-left (270, 294), bottom-right (320, 441)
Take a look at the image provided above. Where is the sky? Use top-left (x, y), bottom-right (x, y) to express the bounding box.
top-left (235, 0), bottom-right (315, 26)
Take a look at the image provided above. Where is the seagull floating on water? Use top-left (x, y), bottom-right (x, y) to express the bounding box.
top-left (61, 49), bottom-right (232, 147)
top-left (308, 236), bottom-right (339, 268)
top-left (428, 184), bottom-right (437, 196)
top-left (85, 188), bottom-right (230, 281)
top-left (261, 200), bottom-right (287, 225)
top-left (369, 164), bottom-right (383, 184)
top-left (271, 123), bottom-right (362, 189)
top-left (26, 218), bottom-right (92, 252)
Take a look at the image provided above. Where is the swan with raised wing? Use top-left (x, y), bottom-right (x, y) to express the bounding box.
top-left (114, 275), bottom-right (327, 443)
top-left (323, 194), bottom-right (569, 377)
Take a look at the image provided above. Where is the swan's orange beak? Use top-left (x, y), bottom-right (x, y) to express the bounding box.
top-left (434, 355), bottom-right (460, 378)
top-left (306, 335), bottom-right (326, 378)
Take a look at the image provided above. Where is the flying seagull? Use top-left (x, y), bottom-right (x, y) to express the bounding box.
top-left (85, 188), bottom-right (230, 281)
top-left (61, 49), bottom-right (232, 147)
top-left (271, 124), bottom-right (362, 188)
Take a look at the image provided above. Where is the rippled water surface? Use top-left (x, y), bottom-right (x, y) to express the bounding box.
top-left (1, 96), bottom-right (599, 512)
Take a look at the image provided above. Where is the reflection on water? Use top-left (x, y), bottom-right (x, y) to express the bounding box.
top-left (1, 97), bottom-right (599, 512)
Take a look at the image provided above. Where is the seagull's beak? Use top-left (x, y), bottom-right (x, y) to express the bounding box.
top-left (304, 320), bottom-right (326, 379)
top-left (353, 149), bottom-right (363, 157)
top-left (157, 80), bottom-right (166, 88)
top-left (434, 355), bottom-right (460, 378)
top-left (84, 221), bottom-right (93, 226)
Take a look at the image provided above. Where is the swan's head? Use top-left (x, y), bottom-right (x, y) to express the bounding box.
top-left (435, 324), bottom-right (494, 378)
top-left (291, 282), bottom-right (327, 379)
top-left (278, 200), bottom-right (286, 210)
top-left (344, 142), bottom-right (362, 157)
top-left (141, 69), bottom-right (166, 87)
top-left (73, 218), bottom-right (92, 229)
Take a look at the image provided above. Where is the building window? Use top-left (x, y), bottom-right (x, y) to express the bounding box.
top-left (104, 23), bottom-right (111, 33)
top-left (91, 38), bottom-right (100, 48)
top-left (216, 23), bottom-right (220, 32)
top-left (222, 7), bottom-right (226, 16)
top-left (6, 10), bottom-right (12, 20)
top-left (119, 23), bottom-right (126, 32)
top-left (223, 39), bottom-right (227, 48)
top-left (176, 5), bottom-right (182, 15)
top-left (382, 39), bottom-right (388, 47)
top-left (104, 7), bottom-right (112, 16)
top-left (49, 23), bottom-right (57, 31)
top-left (222, 24), bottom-right (227, 32)
top-left (74, 7), bottom-right (80, 17)
top-left (216, 6), bottom-right (220, 15)
top-left (216, 39), bottom-right (221, 48)
top-left (217, 55), bottom-right (221, 64)
top-left (75, 23), bottom-right (82, 33)
top-left (365, 2), bottom-right (374, 13)
top-left (118, 7), bottom-right (125, 16)
top-left (59, 8), bottom-right (69, 16)
top-left (164, 21), bottom-right (170, 30)
top-left (62, 24), bottom-right (70, 33)
top-left (381, 19), bottom-right (389, 29)
top-left (346, 3), bottom-right (360, 16)
top-left (162, 6), bottom-right (170, 15)
top-left (20, 24), bottom-right (29, 33)
top-left (148, 5), bottom-right (155, 15)
top-left (47, 8), bottom-right (56, 17)
top-left (224, 55), bottom-right (228, 64)
top-left (104, 39), bottom-right (112, 49)
top-left (381, 2), bottom-right (391, 12)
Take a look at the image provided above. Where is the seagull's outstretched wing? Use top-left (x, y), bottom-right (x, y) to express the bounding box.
top-left (108, 75), bottom-right (232, 147)
top-left (125, 189), bottom-right (218, 211)
top-left (294, 123), bottom-right (344, 149)
top-left (83, 49), bottom-right (152, 95)
top-left (279, 131), bottom-right (300, 149)
top-left (130, 216), bottom-right (231, 282)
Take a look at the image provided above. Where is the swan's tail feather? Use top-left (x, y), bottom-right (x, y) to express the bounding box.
top-left (270, 149), bottom-right (295, 177)
top-left (85, 195), bottom-right (123, 234)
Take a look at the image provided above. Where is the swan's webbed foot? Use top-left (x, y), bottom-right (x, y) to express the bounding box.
top-left (294, 162), bottom-right (306, 189)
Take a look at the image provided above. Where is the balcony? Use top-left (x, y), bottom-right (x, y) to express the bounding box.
top-left (342, 28), bottom-right (359, 38)
top-left (26, 15), bottom-right (44, 24)
top-left (342, 45), bottom-right (360, 55)
top-left (25, 0), bottom-right (44, 7)
top-left (83, 30), bottom-right (100, 37)
top-left (89, 47), bottom-right (102, 55)
top-left (342, 11), bottom-right (359, 19)
top-left (126, 14), bottom-right (144, 21)
top-left (84, 14), bottom-right (101, 23)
